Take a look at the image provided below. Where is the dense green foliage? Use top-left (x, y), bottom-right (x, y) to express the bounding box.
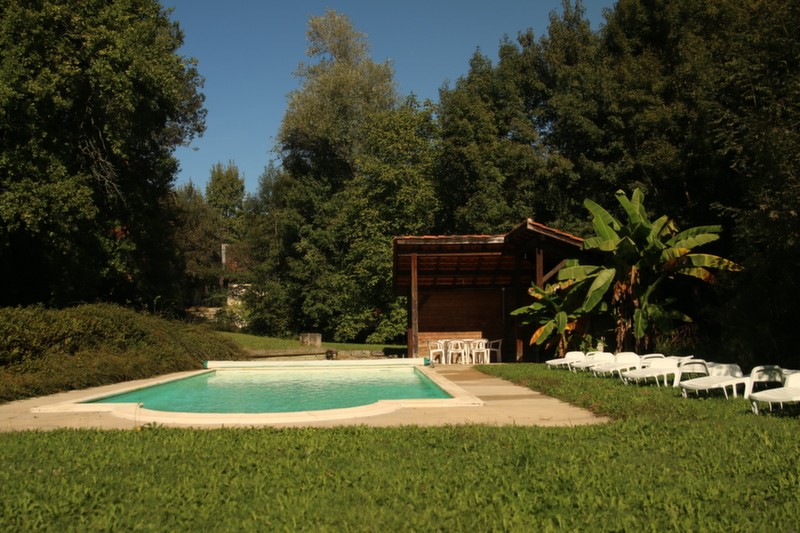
top-left (239, 11), bottom-right (438, 343)
top-left (173, 161), bottom-right (246, 307)
top-left (0, 304), bottom-right (243, 402)
top-left (1, 365), bottom-right (798, 530)
top-left (172, 181), bottom-right (226, 306)
top-left (226, 1), bottom-right (798, 366)
top-left (514, 189), bottom-right (740, 355)
top-left (205, 161), bottom-right (245, 224)
top-left (0, 0), bottom-right (205, 307)
top-left (2, 0), bottom-right (796, 366)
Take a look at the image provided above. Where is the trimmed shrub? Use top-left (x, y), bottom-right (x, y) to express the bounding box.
top-left (0, 303), bottom-right (244, 402)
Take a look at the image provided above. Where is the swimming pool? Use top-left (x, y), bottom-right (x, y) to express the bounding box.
top-left (87, 366), bottom-right (451, 413)
top-left (32, 358), bottom-right (483, 426)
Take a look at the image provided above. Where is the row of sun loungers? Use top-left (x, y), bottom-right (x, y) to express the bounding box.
top-left (545, 350), bottom-right (800, 415)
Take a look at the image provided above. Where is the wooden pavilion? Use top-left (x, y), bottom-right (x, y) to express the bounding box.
top-left (392, 219), bottom-right (583, 361)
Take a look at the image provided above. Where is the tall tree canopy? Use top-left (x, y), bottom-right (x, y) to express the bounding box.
top-left (434, 0), bottom-right (799, 364)
top-left (0, 0), bottom-right (205, 306)
top-left (251, 10), bottom-right (438, 342)
top-left (206, 161), bottom-right (245, 223)
top-left (222, 1), bottom-right (796, 364)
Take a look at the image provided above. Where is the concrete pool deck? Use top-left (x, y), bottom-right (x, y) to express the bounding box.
top-left (0, 365), bottom-right (608, 431)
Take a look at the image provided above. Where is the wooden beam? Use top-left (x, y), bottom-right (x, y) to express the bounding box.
top-left (535, 247), bottom-right (545, 287)
top-left (411, 253), bottom-right (419, 357)
top-left (542, 259), bottom-right (567, 285)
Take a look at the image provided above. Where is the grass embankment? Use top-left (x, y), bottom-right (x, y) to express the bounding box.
top-left (0, 304), bottom-right (244, 403)
top-left (219, 331), bottom-right (404, 353)
top-left (1, 364), bottom-right (798, 530)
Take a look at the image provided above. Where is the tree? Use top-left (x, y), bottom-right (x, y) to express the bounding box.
top-left (237, 163), bottom-right (295, 337)
top-left (0, 0), bottom-right (205, 306)
top-left (441, 0), bottom-right (798, 364)
top-left (173, 182), bottom-right (225, 306)
top-left (511, 278), bottom-right (598, 357)
top-left (325, 97), bottom-right (439, 341)
top-left (205, 161), bottom-right (244, 237)
top-left (435, 1), bottom-right (610, 236)
top-left (278, 9), bottom-right (398, 184)
top-left (266, 10), bottom-right (409, 341)
top-left (557, 189), bottom-right (741, 352)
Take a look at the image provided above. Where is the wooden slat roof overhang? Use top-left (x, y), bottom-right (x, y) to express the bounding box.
top-left (392, 219), bottom-right (584, 293)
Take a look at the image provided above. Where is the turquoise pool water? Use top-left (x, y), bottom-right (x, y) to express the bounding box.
top-left (87, 367), bottom-right (451, 413)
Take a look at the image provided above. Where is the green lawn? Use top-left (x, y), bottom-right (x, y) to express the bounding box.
top-left (1, 364), bottom-right (798, 531)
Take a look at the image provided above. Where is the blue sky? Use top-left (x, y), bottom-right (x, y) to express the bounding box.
top-left (166, 1), bottom-right (614, 193)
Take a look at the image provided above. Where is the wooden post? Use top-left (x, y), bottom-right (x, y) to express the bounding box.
top-left (411, 253), bottom-right (419, 357)
top-left (536, 246), bottom-right (545, 287)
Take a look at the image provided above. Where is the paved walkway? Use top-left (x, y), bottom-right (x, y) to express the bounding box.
top-left (0, 365), bottom-right (608, 431)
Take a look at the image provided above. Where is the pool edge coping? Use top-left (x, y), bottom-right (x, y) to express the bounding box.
top-left (30, 359), bottom-right (485, 426)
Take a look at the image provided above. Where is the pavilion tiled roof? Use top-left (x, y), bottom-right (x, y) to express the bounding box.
top-left (393, 219), bottom-right (583, 291)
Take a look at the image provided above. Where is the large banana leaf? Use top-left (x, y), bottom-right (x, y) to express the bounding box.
top-left (584, 198), bottom-right (620, 240)
top-left (675, 266), bottom-right (714, 281)
top-left (557, 264), bottom-right (603, 281)
top-left (583, 267), bottom-right (615, 312)
top-left (660, 247), bottom-right (690, 267)
top-left (648, 215), bottom-right (671, 242)
top-left (669, 232), bottom-right (720, 250)
top-left (531, 321), bottom-right (555, 345)
top-left (684, 253), bottom-right (743, 272)
top-left (616, 189), bottom-right (648, 231)
top-left (666, 225), bottom-right (723, 247)
top-left (554, 311), bottom-right (568, 333)
top-left (633, 302), bottom-right (690, 341)
top-left (583, 236), bottom-right (619, 252)
top-left (650, 214), bottom-right (677, 241)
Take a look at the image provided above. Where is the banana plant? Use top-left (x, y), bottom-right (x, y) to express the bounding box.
top-left (557, 188), bottom-right (741, 352)
top-left (511, 277), bottom-right (598, 357)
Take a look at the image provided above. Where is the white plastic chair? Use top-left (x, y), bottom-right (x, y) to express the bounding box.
top-left (487, 339), bottom-right (502, 363)
top-left (427, 340), bottom-right (447, 365)
top-left (447, 340), bottom-right (468, 365)
top-left (469, 339), bottom-right (490, 364)
top-left (750, 372), bottom-right (800, 414)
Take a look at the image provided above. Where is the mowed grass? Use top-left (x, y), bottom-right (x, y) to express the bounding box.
top-left (1, 364), bottom-right (799, 531)
top-left (218, 331), bottom-right (404, 353)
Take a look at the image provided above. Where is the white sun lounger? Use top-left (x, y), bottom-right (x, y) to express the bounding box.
top-left (668, 357), bottom-right (708, 387)
top-left (679, 361), bottom-right (746, 399)
top-left (545, 351), bottom-right (585, 369)
top-left (622, 357), bottom-right (687, 386)
top-left (749, 373), bottom-right (800, 414)
top-left (592, 352), bottom-right (641, 378)
top-left (569, 351), bottom-right (614, 372)
top-left (743, 365), bottom-right (786, 398)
